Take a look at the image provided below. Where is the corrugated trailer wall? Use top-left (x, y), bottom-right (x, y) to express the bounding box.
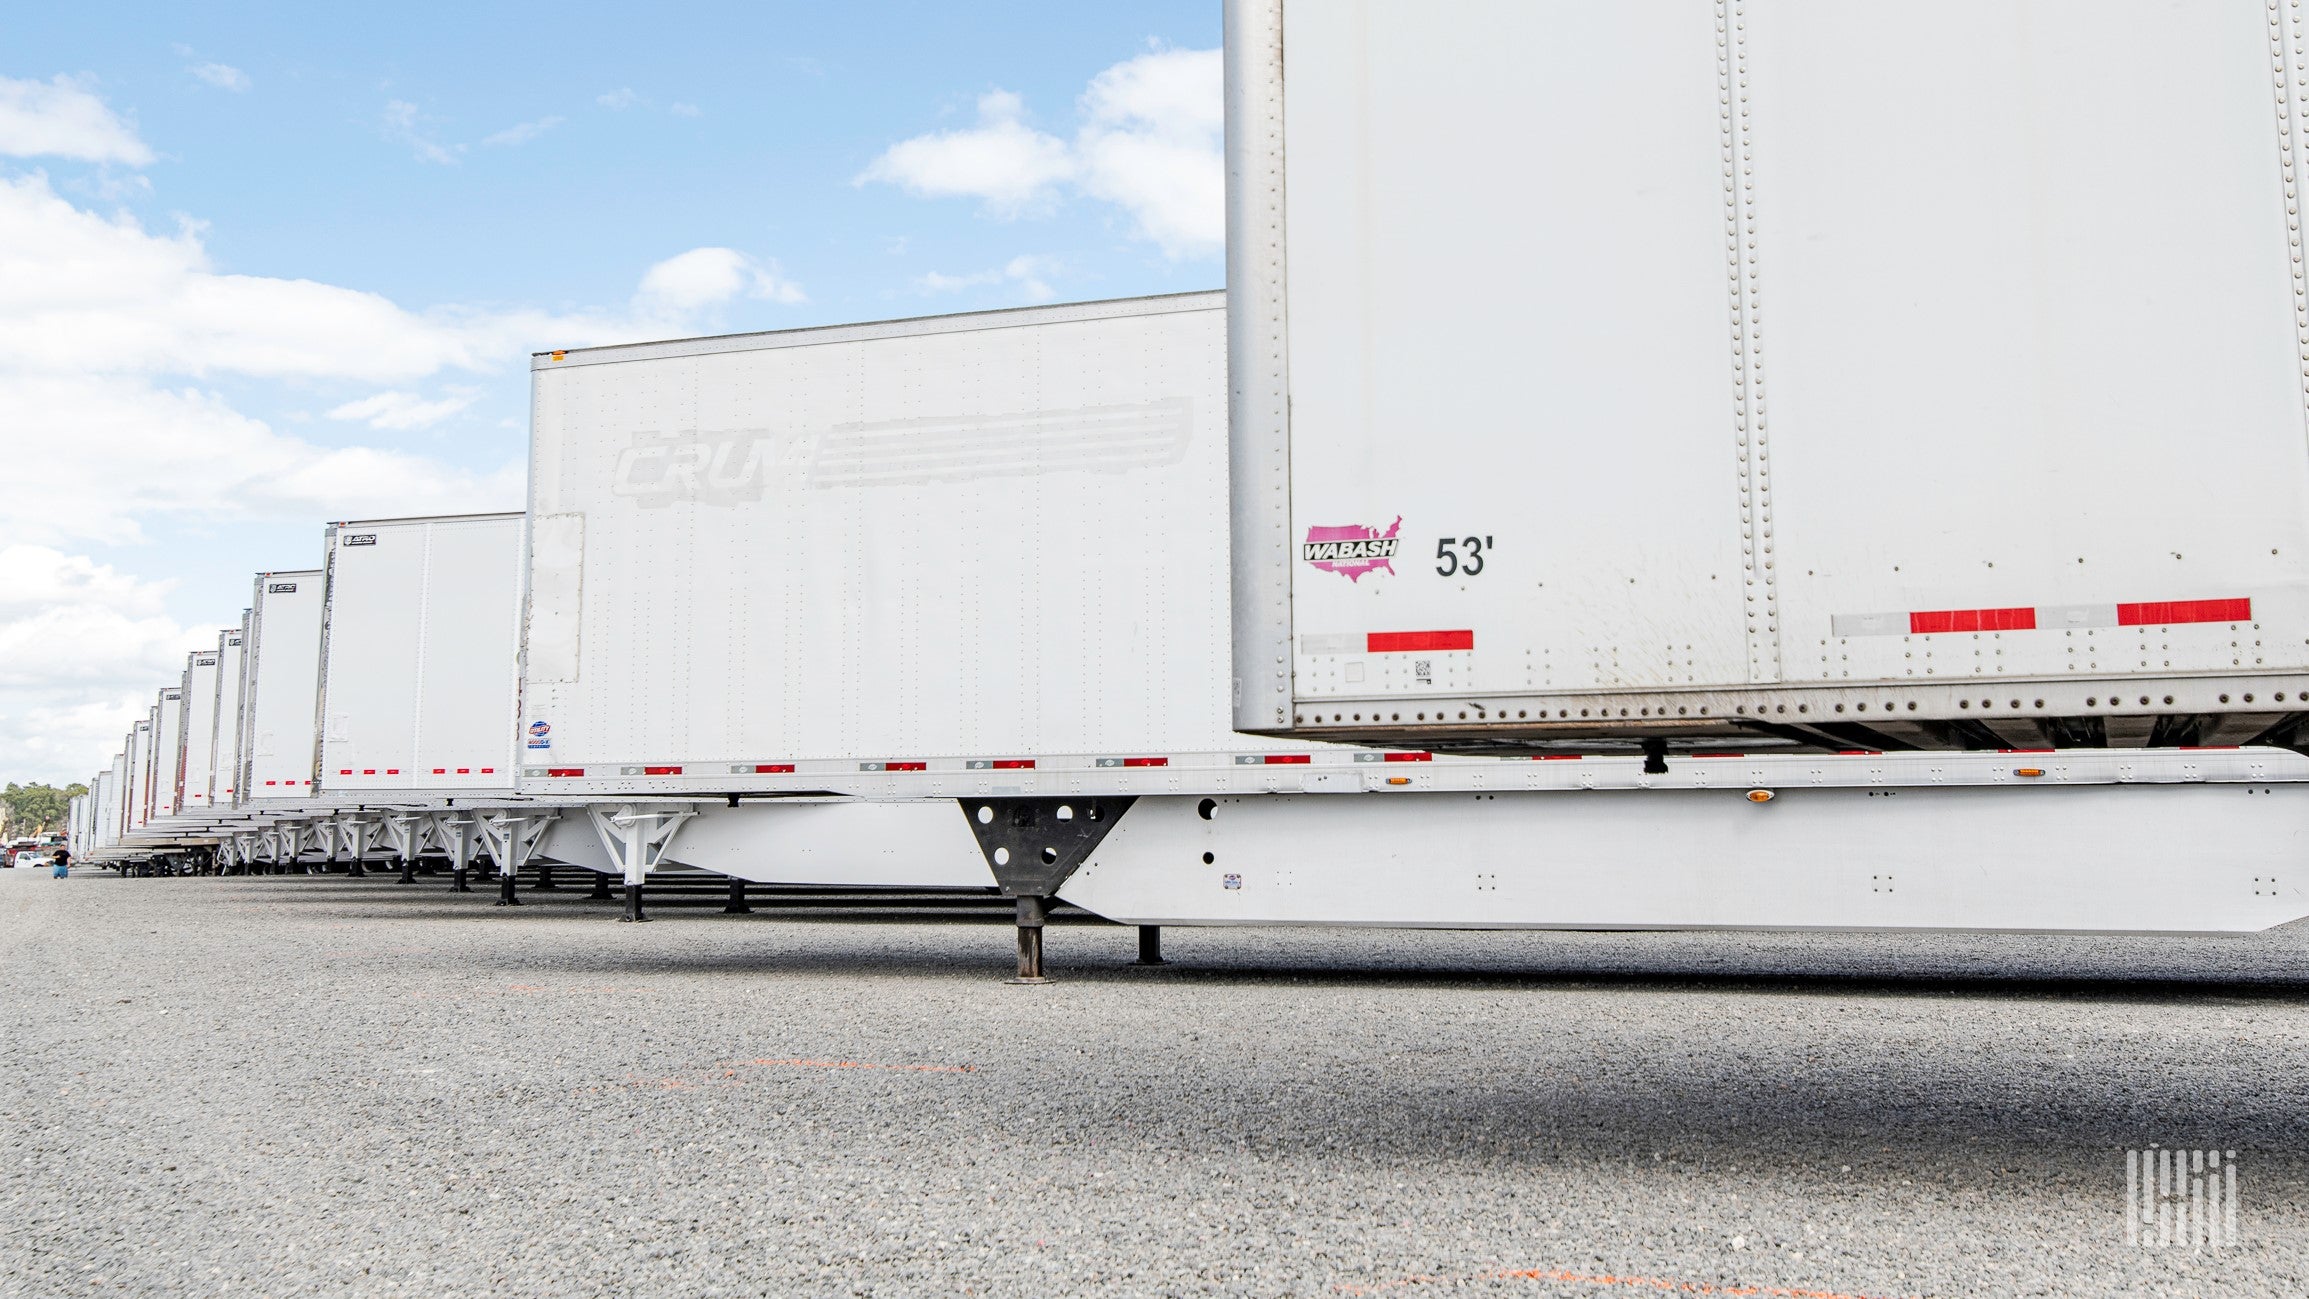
top-left (1230, 0), bottom-right (2309, 755)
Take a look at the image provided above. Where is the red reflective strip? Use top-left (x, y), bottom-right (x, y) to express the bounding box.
top-left (479, 768), bottom-right (494, 774)
top-left (1539, 754), bottom-right (1582, 761)
top-left (885, 761), bottom-right (928, 772)
top-left (1263, 754), bottom-right (1311, 765)
top-left (1692, 752), bottom-right (1746, 758)
top-left (362, 769), bottom-right (375, 775)
top-left (2117, 598), bottom-right (2250, 626)
top-left (992, 759), bottom-right (1036, 769)
top-left (455, 768), bottom-right (470, 774)
top-left (643, 765), bottom-right (682, 776)
top-left (338, 769), bottom-right (352, 775)
top-left (1837, 749), bottom-right (1880, 756)
top-left (1998, 748), bottom-right (2054, 754)
top-left (754, 763), bottom-right (795, 774)
top-left (1382, 751), bottom-right (1432, 763)
top-left (431, 768), bottom-right (446, 775)
top-left (385, 769), bottom-right (398, 775)
top-left (546, 768), bottom-right (584, 777)
top-left (264, 780), bottom-right (277, 786)
top-left (1121, 757), bottom-right (1169, 768)
top-left (1366, 629), bottom-right (1475, 653)
top-left (1909, 607), bottom-right (2035, 634)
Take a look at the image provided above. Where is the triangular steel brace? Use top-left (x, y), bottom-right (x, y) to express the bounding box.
top-left (427, 811), bottom-right (482, 882)
top-left (585, 805), bottom-right (697, 887)
top-left (379, 812), bottom-right (430, 862)
top-left (957, 796), bottom-right (1136, 897)
top-left (476, 810), bottom-right (560, 878)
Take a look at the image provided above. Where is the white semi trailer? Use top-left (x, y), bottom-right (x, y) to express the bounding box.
top-left (209, 624), bottom-right (246, 810)
top-left (175, 648), bottom-right (223, 816)
top-left (1225, 0), bottom-right (2309, 759)
top-left (515, 292), bottom-right (2309, 978)
top-left (300, 512), bottom-right (544, 891)
top-left (234, 571), bottom-right (324, 808)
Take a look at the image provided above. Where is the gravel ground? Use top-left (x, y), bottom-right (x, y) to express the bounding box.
top-left (2, 868), bottom-right (2304, 1298)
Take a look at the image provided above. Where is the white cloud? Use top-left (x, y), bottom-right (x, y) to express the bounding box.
top-left (0, 170), bottom-right (704, 382)
top-left (482, 115), bottom-right (563, 147)
top-left (915, 254), bottom-right (1059, 302)
top-left (669, 102), bottom-right (701, 118)
top-left (1073, 47), bottom-right (1223, 259)
top-left (597, 87), bottom-right (640, 110)
top-left (0, 547), bottom-right (218, 785)
top-left (859, 48), bottom-right (1221, 259)
top-left (326, 388), bottom-right (478, 430)
top-left (634, 246), bottom-right (806, 312)
top-left (858, 90), bottom-right (1077, 215)
top-left (189, 63), bottom-right (251, 93)
top-left (0, 77), bottom-right (813, 780)
top-left (0, 375), bottom-right (522, 547)
top-left (382, 99), bottom-right (461, 165)
top-left (0, 74), bottom-right (154, 165)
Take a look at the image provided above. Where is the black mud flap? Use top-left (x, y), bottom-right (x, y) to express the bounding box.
top-left (957, 797), bottom-right (1136, 897)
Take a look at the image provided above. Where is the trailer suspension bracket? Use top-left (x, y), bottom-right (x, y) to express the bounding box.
top-left (956, 796), bottom-right (1136, 898)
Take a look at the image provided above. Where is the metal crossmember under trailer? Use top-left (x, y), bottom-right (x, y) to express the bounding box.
top-left (62, 3), bottom-right (2309, 974)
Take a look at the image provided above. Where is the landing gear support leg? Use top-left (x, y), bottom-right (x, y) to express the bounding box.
top-left (589, 871), bottom-right (613, 900)
top-left (1136, 925), bottom-right (1166, 967)
top-left (396, 855), bottom-right (413, 884)
top-left (955, 795), bottom-right (1136, 984)
top-left (723, 878), bottom-right (751, 914)
top-left (473, 811), bottom-right (556, 912)
top-left (583, 805), bottom-right (693, 928)
top-left (1010, 896), bottom-right (1049, 984)
top-left (535, 862), bottom-right (557, 891)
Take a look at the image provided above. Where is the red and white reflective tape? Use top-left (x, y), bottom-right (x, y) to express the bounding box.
top-left (1832, 598), bottom-right (2251, 638)
top-left (1300, 630), bottom-right (1476, 654)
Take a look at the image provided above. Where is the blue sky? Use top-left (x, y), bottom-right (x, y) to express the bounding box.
top-left (0, 2), bottom-right (1221, 784)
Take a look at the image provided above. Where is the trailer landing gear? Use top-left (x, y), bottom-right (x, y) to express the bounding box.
top-left (589, 871), bottom-right (613, 900)
top-left (583, 805), bottom-right (695, 927)
top-left (723, 878), bottom-right (751, 914)
top-left (957, 796), bottom-right (1136, 983)
top-left (1136, 925), bottom-right (1166, 967)
top-left (395, 855), bottom-right (413, 884)
top-left (1010, 896), bottom-right (1050, 984)
top-left (497, 867), bottom-right (520, 907)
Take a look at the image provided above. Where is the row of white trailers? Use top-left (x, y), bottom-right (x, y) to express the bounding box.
top-left (65, 3), bottom-right (2309, 969)
top-left (62, 293), bottom-right (2309, 972)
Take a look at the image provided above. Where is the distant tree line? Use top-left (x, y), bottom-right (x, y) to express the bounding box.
top-left (2, 782), bottom-right (86, 836)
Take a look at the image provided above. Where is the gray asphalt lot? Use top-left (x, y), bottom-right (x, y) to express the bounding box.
top-left (2, 867), bottom-right (2303, 1297)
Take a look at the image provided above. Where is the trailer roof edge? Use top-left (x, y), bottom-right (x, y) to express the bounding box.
top-left (530, 289), bottom-right (1226, 370)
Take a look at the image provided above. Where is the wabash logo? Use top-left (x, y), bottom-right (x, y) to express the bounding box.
top-left (1302, 517), bottom-right (1403, 582)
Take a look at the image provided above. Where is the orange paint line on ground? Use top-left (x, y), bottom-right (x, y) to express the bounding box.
top-left (1338, 1267), bottom-right (1907, 1299)
top-left (745, 1057), bottom-right (978, 1074)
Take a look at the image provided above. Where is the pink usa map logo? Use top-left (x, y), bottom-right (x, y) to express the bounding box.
top-left (1302, 516), bottom-right (1402, 581)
